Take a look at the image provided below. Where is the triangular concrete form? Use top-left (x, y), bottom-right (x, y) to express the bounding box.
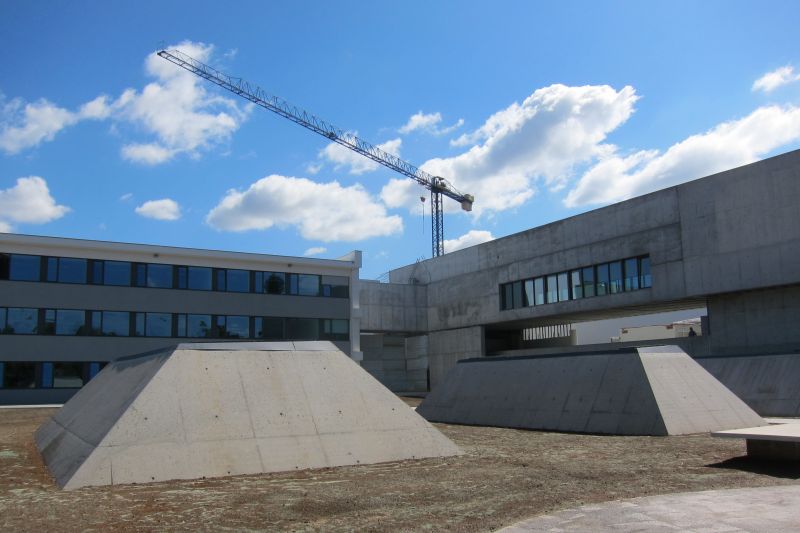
top-left (36, 342), bottom-right (461, 490)
top-left (417, 345), bottom-right (765, 436)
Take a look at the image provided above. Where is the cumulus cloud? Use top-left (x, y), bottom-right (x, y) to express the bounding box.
top-left (206, 174), bottom-right (403, 241)
top-left (303, 246), bottom-right (327, 257)
top-left (319, 136), bottom-right (402, 175)
top-left (564, 104), bottom-right (800, 207)
top-left (381, 84), bottom-right (638, 215)
top-left (399, 111), bottom-right (464, 135)
top-left (0, 176), bottom-right (70, 229)
top-left (752, 66), bottom-right (800, 93)
top-left (135, 198), bottom-right (181, 220)
top-left (121, 143), bottom-right (175, 165)
top-left (444, 230), bottom-right (495, 253)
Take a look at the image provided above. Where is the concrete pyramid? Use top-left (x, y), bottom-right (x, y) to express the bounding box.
top-left (417, 345), bottom-right (765, 436)
top-left (36, 342), bottom-right (460, 489)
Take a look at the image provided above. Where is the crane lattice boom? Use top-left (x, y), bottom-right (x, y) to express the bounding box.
top-left (157, 48), bottom-right (473, 257)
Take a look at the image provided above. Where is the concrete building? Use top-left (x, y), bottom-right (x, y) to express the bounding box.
top-left (610, 317), bottom-right (702, 343)
top-left (360, 149), bottom-right (800, 413)
top-left (0, 234), bottom-right (361, 404)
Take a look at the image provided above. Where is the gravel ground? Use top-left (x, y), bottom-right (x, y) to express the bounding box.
top-left (1, 400), bottom-right (797, 532)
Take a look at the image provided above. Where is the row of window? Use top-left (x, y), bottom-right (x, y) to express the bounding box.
top-left (0, 307), bottom-right (349, 341)
top-left (0, 254), bottom-right (349, 298)
top-left (500, 255), bottom-right (652, 311)
top-left (0, 361), bottom-right (106, 389)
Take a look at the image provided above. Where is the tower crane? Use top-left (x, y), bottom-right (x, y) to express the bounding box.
top-left (157, 48), bottom-right (473, 257)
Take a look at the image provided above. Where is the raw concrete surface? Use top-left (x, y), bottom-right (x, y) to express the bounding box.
top-left (418, 346), bottom-right (764, 435)
top-left (500, 485), bottom-right (800, 532)
top-left (36, 342), bottom-right (459, 489)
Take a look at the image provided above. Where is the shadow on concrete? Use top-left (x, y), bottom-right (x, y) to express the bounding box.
top-left (708, 456), bottom-right (800, 479)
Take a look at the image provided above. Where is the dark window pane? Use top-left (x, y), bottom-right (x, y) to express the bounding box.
top-left (176, 266), bottom-right (187, 289)
top-left (321, 275), bottom-right (349, 298)
top-left (596, 263), bottom-right (609, 296)
top-left (176, 314), bottom-right (187, 337)
top-left (609, 261), bottom-right (623, 294)
top-left (187, 314), bottom-right (212, 338)
top-left (41, 362), bottom-right (53, 388)
top-left (2, 362), bottom-right (36, 388)
top-left (534, 277), bottom-right (545, 306)
top-left (286, 318), bottom-right (319, 340)
top-left (91, 311), bottom-right (102, 334)
top-left (512, 281), bottom-right (523, 309)
top-left (53, 362), bottom-right (84, 388)
top-left (56, 309), bottom-right (85, 335)
top-left (226, 269), bottom-right (250, 293)
top-left (502, 284), bottom-right (513, 310)
top-left (264, 272), bottom-right (285, 294)
top-left (102, 311), bottom-right (130, 336)
top-left (188, 267), bottom-right (212, 290)
top-left (260, 317), bottom-right (284, 339)
top-left (147, 264), bottom-right (173, 288)
top-left (298, 274), bottom-right (320, 296)
top-left (104, 261), bottom-right (131, 286)
top-left (58, 258), bottom-right (87, 284)
top-left (89, 362), bottom-right (102, 380)
top-left (47, 257), bottom-right (58, 282)
top-left (321, 319), bottom-right (349, 340)
top-left (571, 270), bottom-right (583, 299)
top-left (546, 275), bottom-right (558, 303)
top-left (288, 274), bottom-right (298, 295)
top-left (624, 258), bottom-right (639, 291)
top-left (215, 269), bottom-right (226, 291)
top-left (135, 264), bottom-right (147, 287)
top-left (9, 254), bottom-right (40, 281)
top-left (524, 280), bottom-right (534, 307)
top-left (0, 254), bottom-right (9, 279)
top-left (135, 312), bottom-right (145, 336)
top-left (582, 267), bottom-right (596, 298)
top-left (557, 272), bottom-right (569, 302)
top-left (0, 308), bottom-right (6, 331)
top-left (640, 256), bottom-right (652, 288)
top-left (146, 312), bottom-right (172, 337)
top-left (253, 272), bottom-right (264, 293)
top-left (6, 308), bottom-right (37, 334)
top-left (43, 309), bottom-right (56, 335)
top-left (225, 315), bottom-right (249, 338)
top-left (91, 260), bottom-right (104, 285)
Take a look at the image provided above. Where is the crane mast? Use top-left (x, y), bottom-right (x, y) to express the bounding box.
top-left (157, 48), bottom-right (473, 257)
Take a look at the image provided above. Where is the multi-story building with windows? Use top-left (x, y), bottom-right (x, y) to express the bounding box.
top-left (0, 233), bottom-right (361, 404)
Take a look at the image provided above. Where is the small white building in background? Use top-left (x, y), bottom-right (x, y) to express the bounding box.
top-left (611, 317), bottom-right (702, 343)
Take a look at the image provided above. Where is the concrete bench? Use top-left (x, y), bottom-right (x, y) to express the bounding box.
top-left (712, 423), bottom-right (800, 460)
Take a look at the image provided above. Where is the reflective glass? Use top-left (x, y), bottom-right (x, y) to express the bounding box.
top-left (534, 277), bottom-right (545, 305)
top-left (582, 266), bottom-right (596, 298)
top-left (321, 275), bottom-right (349, 298)
top-left (47, 257), bottom-right (58, 282)
top-left (176, 314), bottom-right (187, 337)
top-left (260, 317), bottom-right (284, 339)
top-left (286, 318), bottom-right (319, 340)
top-left (135, 264), bottom-right (147, 287)
top-left (56, 309), bottom-right (85, 335)
top-left (41, 362), bottom-right (54, 388)
top-left (288, 274), bottom-right (299, 295)
top-left (524, 280), bottom-right (534, 307)
top-left (624, 258), bottom-right (639, 291)
top-left (102, 311), bottom-right (130, 336)
top-left (640, 256), bottom-right (652, 288)
top-left (596, 264), bottom-right (609, 296)
top-left (134, 312), bottom-right (145, 336)
top-left (91, 260), bottom-right (103, 284)
top-left (322, 319), bottom-right (348, 340)
top-left (571, 270), bottom-right (583, 299)
top-left (2, 362), bottom-right (36, 388)
top-left (188, 267), bottom-right (212, 290)
top-left (53, 362), bottom-right (84, 388)
top-left (0, 308), bottom-right (5, 331)
top-left (546, 275), bottom-right (558, 303)
top-left (43, 309), bottom-right (56, 335)
top-left (225, 315), bottom-right (249, 338)
top-left (264, 272), bottom-right (285, 294)
top-left (0, 254), bottom-right (9, 279)
top-left (609, 261), bottom-right (623, 294)
top-left (215, 269), bottom-right (226, 291)
top-left (58, 258), bottom-right (87, 284)
top-left (512, 281), bottom-right (523, 309)
top-left (298, 274), bottom-right (320, 296)
top-left (188, 314), bottom-right (212, 337)
top-left (557, 272), bottom-right (569, 302)
top-left (226, 270), bottom-right (250, 293)
top-left (104, 261), bottom-right (131, 286)
top-left (146, 313), bottom-right (172, 337)
top-left (147, 264), bottom-right (173, 288)
top-left (6, 308), bottom-right (37, 334)
top-left (502, 284), bottom-right (513, 310)
top-left (91, 311), bottom-right (102, 335)
top-left (9, 254), bottom-right (40, 281)
top-left (176, 266), bottom-right (187, 289)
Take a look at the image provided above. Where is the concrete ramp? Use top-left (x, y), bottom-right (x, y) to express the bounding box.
top-left (36, 342), bottom-right (460, 490)
top-left (417, 346), bottom-right (765, 435)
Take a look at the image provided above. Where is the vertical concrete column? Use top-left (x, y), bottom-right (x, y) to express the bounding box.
top-left (428, 326), bottom-right (485, 390)
top-left (348, 251), bottom-right (363, 363)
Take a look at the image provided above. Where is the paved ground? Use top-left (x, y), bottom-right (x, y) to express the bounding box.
top-left (500, 484), bottom-right (800, 532)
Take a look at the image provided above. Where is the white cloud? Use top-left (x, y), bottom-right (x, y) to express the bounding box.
top-left (135, 198), bottom-right (181, 220)
top-left (119, 192), bottom-right (133, 201)
top-left (206, 174), bottom-right (403, 242)
top-left (381, 84), bottom-right (638, 215)
top-left (564, 104), bottom-right (800, 207)
top-left (0, 97), bottom-right (79, 154)
top-left (319, 136), bottom-right (402, 175)
top-left (0, 176), bottom-right (70, 229)
top-left (398, 111), bottom-right (464, 135)
top-left (303, 246), bottom-right (327, 257)
top-left (752, 66), bottom-right (800, 93)
top-left (121, 143), bottom-right (176, 165)
top-left (305, 162), bottom-right (323, 175)
top-left (444, 230), bottom-right (495, 253)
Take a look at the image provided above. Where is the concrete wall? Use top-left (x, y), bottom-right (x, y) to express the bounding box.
top-left (359, 280), bottom-right (427, 333)
top-left (428, 326), bottom-right (484, 389)
top-left (359, 334), bottom-right (427, 393)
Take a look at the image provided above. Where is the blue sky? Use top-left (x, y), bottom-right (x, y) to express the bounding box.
top-left (1, 1), bottom-right (800, 278)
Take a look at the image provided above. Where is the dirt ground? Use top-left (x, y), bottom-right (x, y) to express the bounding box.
top-left (1, 400), bottom-right (798, 532)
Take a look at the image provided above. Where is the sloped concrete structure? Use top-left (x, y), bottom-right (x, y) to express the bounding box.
top-left (36, 342), bottom-right (460, 490)
top-left (417, 346), bottom-right (765, 435)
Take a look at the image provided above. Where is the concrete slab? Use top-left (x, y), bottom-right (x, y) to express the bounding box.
top-left (713, 423), bottom-right (800, 460)
top-left (418, 346), bottom-right (765, 436)
top-left (35, 342), bottom-right (461, 490)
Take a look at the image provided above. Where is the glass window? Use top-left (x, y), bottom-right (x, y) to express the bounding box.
top-left (502, 283), bottom-right (513, 310)
top-left (596, 263), bottom-right (609, 296)
top-left (0, 308), bottom-right (5, 331)
top-left (322, 319), bottom-right (349, 340)
top-left (557, 272), bottom-right (569, 302)
top-left (176, 314), bottom-right (187, 337)
top-left (104, 261), bottom-right (131, 286)
top-left (58, 258), bottom-right (87, 284)
top-left (91, 260), bottom-right (104, 285)
top-left (176, 266), bottom-right (187, 289)
top-left (188, 267), bottom-right (212, 290)
top-left (264, 272), bottom-right (286, 294)
top-left (2, 362), bottom-right (36, 388)
top-left (43, 309), bottom-right (56, 335)
top-left (47, 257), bottom-right (58, 282)
top-left (0, 254), bottom-right (9, 279)
top-left (56, 309), bottom-right (85, 335)
top-left (187, 314), bottom-right (212, 338)
top-left (321, 275), bottom-right (349, 298)
top-left (89, 362), bottom-right (103, 380)
top-left (571, 270), bottom-right (583, 299)
top-left (146, 312), bottom-right (172, 337)
top-left (147, 264), bottom-right (173, 288)
top-left (135, 263), bottom-right (147, 287)
top-left (41, 362), bottom-right (54, 388)
top-left (546, 274), bottom-right (558, 304)
top-left (9, 254), bottom-right (40, 281)
top-left (298, 274), bottom-right (320, 296)
top-left (260, 317), bottom-right (284, 339)
top-left (640, 256), bottom-right (652, 288)
top-left (102, 311), bottom-right (130, 336)
top-left (288, 273), bottom-right (299, 295)
top-left (524, 280), bottom-right (534, 307)
top-left (534, 277), bottom-right (545, 305)
top-left (215, 269), bottom-right (226, 291)
top-left (225, 315), bottom-right (249, 338)
top-left (53, 362), bottom-right (84, 388)
top-left (6, 308), bottom-right (38, 334)
top-left (91, 311), bottom-right (102, 335)
top-left (135, 312), bottom-right (145, 336)
top-left (226, 269), bottom-right (250, 293)
top-left (609, 261), bottom-right (623, 294)
top-left (286, 318), bottom-right (319, 340)
top-left (582, 266), bottom-right (596, 298)
top-left (624, 258), bottom-right (640, 291)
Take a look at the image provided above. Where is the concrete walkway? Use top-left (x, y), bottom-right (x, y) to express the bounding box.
top-left (499, 484), bottom-right (800, 532)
